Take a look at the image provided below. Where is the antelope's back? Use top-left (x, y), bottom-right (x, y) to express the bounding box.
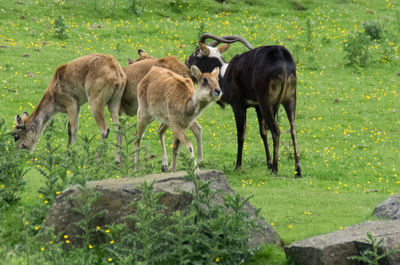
top-left (222, 46), bottom-right (296, 103)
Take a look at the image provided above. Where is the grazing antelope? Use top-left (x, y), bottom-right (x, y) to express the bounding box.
top-left (186, 34), bottom-right (302, 177)
top-left (135, 65), bottom-right (221, 172)
top-left (13, 54), bottom-right (127, 154)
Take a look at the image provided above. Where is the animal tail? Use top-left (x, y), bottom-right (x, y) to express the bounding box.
top-left (277, 64), bottom-right (295, 108)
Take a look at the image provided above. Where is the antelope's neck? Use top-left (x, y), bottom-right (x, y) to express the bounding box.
top-left (29, 98), bottom-right (57, 136)
top-left (189, 90), bottom-right (212, 117)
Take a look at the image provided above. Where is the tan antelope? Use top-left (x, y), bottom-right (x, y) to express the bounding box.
top-left (134, 65), bottom-right (221, 172)
top-left (120, 49), bottom-right (191, 117)
top-left (115, 49), bottom-right (201, 165)
top-left (13, 54), bottom-right (127, 154)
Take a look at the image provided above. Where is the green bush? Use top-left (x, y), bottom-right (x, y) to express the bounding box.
top-left (0, 118), bottom-right (28, 209)
top-left (344, 31), bottom-right (371, 67)
top-left (53, 16), bottom-right (68, 39)
top-left (362, 21), bottom-right (382, 40)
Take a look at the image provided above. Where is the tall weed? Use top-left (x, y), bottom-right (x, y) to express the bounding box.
top-left (0, 118), bottom-right (28, 210)
top-left (344, 31), bottom-right (371, 67)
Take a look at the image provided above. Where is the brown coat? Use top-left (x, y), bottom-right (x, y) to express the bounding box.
top-left (134, 66), bottom-right (221, 172)
top-left (120, 56), bottom-right (191, 116)
top-left (14, 54), bottom-right (126, 151)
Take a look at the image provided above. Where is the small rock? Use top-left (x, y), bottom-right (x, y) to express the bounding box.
top-left (374, 194), bottom-right (400, 220)
top-left (285, 220), bottom-right (400, 265)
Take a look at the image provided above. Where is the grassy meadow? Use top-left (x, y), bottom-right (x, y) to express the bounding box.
top-left (1, 0), bottom-right (400, 263)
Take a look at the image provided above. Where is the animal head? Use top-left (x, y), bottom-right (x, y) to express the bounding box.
top-left (185, 34), bottom-right (253, 78)
top-left (128, 49), bottom-right (155, 65)
top-left (13, 112), bottom-right (37, 151)
top-left (185, 43), bottom-right (229, 78)
top-left (190, 65), bottom-right (222, 102)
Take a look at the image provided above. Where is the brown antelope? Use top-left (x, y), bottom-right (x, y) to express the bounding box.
top-left (134, 65), bottom-right (221, 172)
top-left (120, 50), bottom-right (191, 117)
top-left (13, 54), bottom-right (127, 154)
top-left (115, 50), bottom-right (202, 165)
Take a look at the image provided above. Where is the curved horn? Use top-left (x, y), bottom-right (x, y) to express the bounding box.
top-left (199, 33), bottom-right (240, 45)
top-left (208, 35), bottom-right (253, 50)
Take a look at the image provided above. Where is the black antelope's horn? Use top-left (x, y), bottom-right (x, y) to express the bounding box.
top-left (209, 35), bottom-right (253, 50)
top-left (199, 33), bottom-right (239, 46)
top-left (199, 33), bottom-right (253, 50)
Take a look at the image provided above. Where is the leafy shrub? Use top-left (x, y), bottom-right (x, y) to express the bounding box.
top-left (116, 156), bottom-right (257, 264)
top-left (344, 31), bottom-right (371, 67)
top-left (362, 20), bottom-right (382, 40)
top-left (0, 118), bottom-right (28, 209)
top-left (53, 16), bottom-right (68, 39)
top-left (34, 120), bottom-right (67, 205)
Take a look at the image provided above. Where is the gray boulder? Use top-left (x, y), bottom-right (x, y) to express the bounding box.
top-left (373, 194), bottom-right (400, 220)
top-left (45, 170), bottom-right (281, 248)
top-left (284, 220), bottom-right (400, 265)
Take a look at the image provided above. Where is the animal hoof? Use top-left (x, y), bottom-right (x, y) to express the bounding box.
top-left (197, 161), bottom-right (204, 168)
top-left (295, 169), bottom-right (302, 178)
top-left (101, 128), bottom-right (110, 139)
top-left (161, 165), bottom-right (168, 173)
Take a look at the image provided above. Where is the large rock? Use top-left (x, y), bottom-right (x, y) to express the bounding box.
top-left (45, 170), bottom-right (281, 248)
top-left (373, 194), bottom-right (400, 220)
top-left (284, 220), bottom-right (400, 265)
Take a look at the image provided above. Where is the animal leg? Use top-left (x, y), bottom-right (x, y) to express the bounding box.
top-left (189, 121), bottom-right (203, 163)
top-left (88, 97), bottom-right (109, 139)
top-left (259, 104), bottom-right (280, 174)
top-left (171, 136), bottom-right (181, 172)
top-left (158, 123), bottom-right (169, 172)
top-left (134, 108), bottom-right (152, 166)
top-left (283, 99), bottom-right (302, 177)
top-left (172, 124), bottom-right (196, 171)
top-left (255, 106), bottom-right (272, 169)
top-left (66, 103), bottom-right (80, 148)
top-left (233, 105), bottom-right (247, 170)
top-left (108, 102), bottom-right (122, 165)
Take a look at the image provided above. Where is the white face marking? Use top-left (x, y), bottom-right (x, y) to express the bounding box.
top-left (197, 45), bottom-right (229, 78)
top-left (208, 46), bottom-right (221, 57)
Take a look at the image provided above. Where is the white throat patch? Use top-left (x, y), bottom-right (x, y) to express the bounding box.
top-left (220, 63), bottom-right (228, 77)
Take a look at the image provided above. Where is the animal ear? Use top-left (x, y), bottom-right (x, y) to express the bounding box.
top-left (218, 44), bottom-right (230, 54)
top-left (22, 112), bottom-right (29, 122)
top-left (138, 49), bottom-right (147, 56)
top-left (128, 58), bottom-right (136, 64)
top-left (198, 43), bottom-right (210, 57)
top-left (15, 115), bottom-right (23, 125)
top-left (211, 67), bottom-right (220, 77)
top-left (190, 65), bottom-right (202, 81)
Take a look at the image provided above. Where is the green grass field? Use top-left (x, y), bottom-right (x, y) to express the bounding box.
top-left (1, 0), bottom-right (400, 263)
